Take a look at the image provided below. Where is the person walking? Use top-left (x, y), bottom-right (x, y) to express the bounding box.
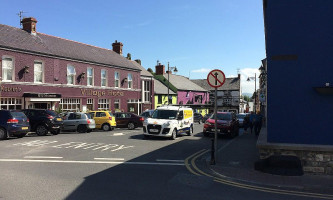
top-left (254, 112), bottom-right (264, 136)
top-left (243, 114), bottom-right (250, 134)
top-left (249, 111), bottom-right (255, 134)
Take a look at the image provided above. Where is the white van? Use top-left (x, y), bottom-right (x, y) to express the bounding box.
top-left (143, 106), bottom-right (194, 140)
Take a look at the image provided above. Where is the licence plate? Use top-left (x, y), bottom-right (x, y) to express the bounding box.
top-left (22, 127), bottom-right (28, 130)
top-left (211, 129), bottom-right (220, 132)
top-left (150, 129), bottom-right (159, 132)
top-left (56, 118), bottom-right (62, 121)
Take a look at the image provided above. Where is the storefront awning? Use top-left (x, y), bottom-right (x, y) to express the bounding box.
top-left (27, 98), bottom-right (61, 102)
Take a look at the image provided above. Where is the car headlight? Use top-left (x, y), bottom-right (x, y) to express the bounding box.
top-left (165, 122), bottom-right (171, 127)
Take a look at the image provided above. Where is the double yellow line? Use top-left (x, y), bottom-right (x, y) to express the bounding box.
top-left (185, 149), bottom-right (333, 199)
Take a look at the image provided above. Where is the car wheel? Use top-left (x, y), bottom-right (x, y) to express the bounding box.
top-left (0, 128), bottom-right (7, 140)
top-left (187, 125), bottom-right (193, 136)
top-left (102, 123), bottom-right (111, 131)
top-left (77, 125), bottom-right (88, 133)
top-left (36, 125), bottom-right (48, 136)
top-left (203, 131), bottom-right (209, 137)
top-left (87, 129), bottom-right (92, 133)
top-left (17, 133), bottom-right (27, 138)
top-left (127, 122), bottom-right (135, 130)
top-left (51, 129), bottom-right (60, 135)
top-left (170, 129), bottom-right (177, 140)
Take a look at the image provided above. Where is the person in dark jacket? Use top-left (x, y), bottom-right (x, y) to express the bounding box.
top-left (249, 112), bottom-right (255, 134)
top-left (243, 114), bottom-right (250, 134)
top-left (254, 112), bottom-right (264, 136)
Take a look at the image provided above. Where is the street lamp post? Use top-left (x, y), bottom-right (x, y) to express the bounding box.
top-left (167, 62), bottom-right (178, 105)
top-left (247, 73), bottom-right (256, 113)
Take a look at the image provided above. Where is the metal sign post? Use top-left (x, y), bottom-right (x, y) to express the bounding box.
top-left (207, 69), bottom-right (226, 165)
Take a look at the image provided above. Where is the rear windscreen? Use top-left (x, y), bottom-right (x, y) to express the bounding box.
top-left (10, 112), bottom-right (27, 118)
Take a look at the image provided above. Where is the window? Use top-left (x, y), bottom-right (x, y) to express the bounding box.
top-left (67, 65), bottom-right (76, 85)
top-left (87, 68), bottom-right (93, 86)
top-left (34, 61), bottom-right (43, 83)
top-left (128, 73), bottom-right (132, 89)
top-left (96, 112), bottom-right (106, 117)
top-left (195, 95), bottom-right (203, 103)
top-left (60, 98), bottom-right (81, 111)
top-left (0, 98), bottom-right (22, 110)
top-left (98, 99), bottom-right (109, 110)
top-left (114, 99), bottom-right (120, 110)
top-left (101, 69), bottom-right (107, 87)
top-left (158, 95), bottom-right (162, 104)
top-left (144, 81), bottom-right (151, 103)
top-left (114, 72), bottom-right (120, 88)
top-left (87, 98), bottom-right (93, 111)
top-left (2, 57), bottom-right (14, 81)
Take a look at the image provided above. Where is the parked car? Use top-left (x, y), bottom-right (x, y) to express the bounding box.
top-left (194, 112), bottom-right (203, 124)
top-left (61, 112), bottom-right (95, 133)
top-left (22, 109), bottom-right (63, 136)
top-left (202, 113), bottom-right (212, 123)
top-left (140, 109), bottom-right (155, 120)
top-left (236, 113), bottom-right (249, 127)
top-left (0, 110), bottom-right (30, 139)
top-left (88, 111), bottom-right (116, 131)
top-left (203, 112), bottom-right (239, 138)
top-left (113, 112), bottom-right (144, 130)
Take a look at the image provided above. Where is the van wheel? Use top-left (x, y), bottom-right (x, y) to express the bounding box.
top-left (128, 122), bottom-right (135, 130)
top-left (36, 125), bottom-right (48, 136)
top-left (0, 128), bottom-right (7, 140)
top-left (170, 129), bottom-right (177, 140)
top-left (102, 124), bottom-right (111, 131)
top-left (187, 125), bottom-right (193, 136)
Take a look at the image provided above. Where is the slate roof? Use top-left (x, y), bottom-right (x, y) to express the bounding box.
top-left (154, 79), bottom-right (176, 95)
top-left (131, 60), bottom-right (153, 77)
top-left (163, 74), bottom-right (207, 92)
top-left (0, 24), bottom-right (140, 71)
top-left (191, 77), bottom-right (240, 91)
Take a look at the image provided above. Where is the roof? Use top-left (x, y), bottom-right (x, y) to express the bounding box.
top-left (162, 74), bottom-right (207, 92)
top-left (131, 60), bottom-right (153, 77)
top-left (0, 24), bottom-right (140, 71)
top-left (191, 77), bottom-right (240, 91)
top-left (154, 78), bottom-right (176, 95)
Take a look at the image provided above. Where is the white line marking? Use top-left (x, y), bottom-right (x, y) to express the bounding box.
top-left (0, 159), bottom-right (185, 166)
top-left (113, 133), bottom-right (124, 136)
top-left (24, 156), bottom-right (63, 159)
top-left (94, 158), bottom-right (125, 161)
top-left (156, 159), bottom-right (184, 163)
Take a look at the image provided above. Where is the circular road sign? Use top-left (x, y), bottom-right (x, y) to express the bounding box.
top-left (207, 69), bottom-right (226, 88)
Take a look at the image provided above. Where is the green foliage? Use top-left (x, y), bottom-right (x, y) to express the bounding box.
top-left (54, 107), bottom-right (63, 114)
top-left (147, 68), bottom-right (155, 75)
top-left (243, 95), bottom-right (251, 102)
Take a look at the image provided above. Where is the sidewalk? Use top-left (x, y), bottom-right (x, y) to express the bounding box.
top-left (206, 128), bottom-right (333, 194)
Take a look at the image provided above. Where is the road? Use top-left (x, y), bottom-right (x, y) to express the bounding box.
top-left (0, 124), bottom-right (323, 200)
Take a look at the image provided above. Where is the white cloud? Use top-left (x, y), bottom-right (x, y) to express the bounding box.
top-left (191, 68), bottom-right (212, 73)
top-left (239, 68), bottom-right (260, 94)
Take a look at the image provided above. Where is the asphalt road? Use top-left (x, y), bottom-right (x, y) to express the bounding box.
top-left (0, 124), bottom-right (322, 200)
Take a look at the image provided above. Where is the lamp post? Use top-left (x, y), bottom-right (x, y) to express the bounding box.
top-left (167, 62), bottom-right (178, 105)
top-left (247, 73), bottom-right (256, 113)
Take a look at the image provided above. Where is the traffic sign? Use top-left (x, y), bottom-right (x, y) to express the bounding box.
top-left (207, 69), bottom-right (226, 88)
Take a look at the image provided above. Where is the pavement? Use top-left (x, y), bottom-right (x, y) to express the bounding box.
top-left (201, 127), bottom-right (333, 196)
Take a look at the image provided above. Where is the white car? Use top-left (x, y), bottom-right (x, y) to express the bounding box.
top-left (143, 106), bottom-right (193, 140)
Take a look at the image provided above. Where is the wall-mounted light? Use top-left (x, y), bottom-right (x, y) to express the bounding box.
top-left (80, 72), bottom-right (86, 80)
top-left (121, 77), bottom-right (127, 86)
top-left (24, 65), bottom-right (30, 73)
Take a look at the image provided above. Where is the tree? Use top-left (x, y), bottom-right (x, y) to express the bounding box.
top-left (243, 95), bottom-right (250, 102)
top-left (147, 68), bottom-right (154, 74)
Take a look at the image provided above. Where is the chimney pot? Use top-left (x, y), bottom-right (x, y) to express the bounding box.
top-left (135, 59), bottom-right (142, 65)
top-left (21, 17), bottom-right (37, 35)
top-left (112, 40), bottom-right (123, 55)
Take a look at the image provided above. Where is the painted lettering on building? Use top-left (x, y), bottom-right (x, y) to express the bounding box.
top-left (1, 86), bottom-right (22, 92)
top-left (81, 89), bottom-right (124, 97)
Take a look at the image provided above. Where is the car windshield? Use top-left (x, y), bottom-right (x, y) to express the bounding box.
top-left (10, 111), bottom-right (26, 118)
top-left (210, 113), bottom-right (232, 120)
top-left (151, 110), bottom-right (178, 119)
top-left (86, 113), bottom-right (93, 119)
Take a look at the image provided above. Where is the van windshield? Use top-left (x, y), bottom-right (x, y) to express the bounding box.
top-left (151, 110), bottom-right (178, 120)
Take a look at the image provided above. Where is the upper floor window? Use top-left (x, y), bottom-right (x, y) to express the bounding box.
top-left (87, 68), bottom-right (93, 86)
top-left (34, 61), bottom-right (43, 83)
top-left (2, 57), bottom-right (14, 81)
top-left (114, 72), bottom-right (120, 88)
top-left (67, 65), bottom-right (76, 85)
top-left (144, 81), bottom-right (151, 102)
top-left (128, 73), bottom-right (133, 89)
top-left (101, 69), bottom-right (107, 87)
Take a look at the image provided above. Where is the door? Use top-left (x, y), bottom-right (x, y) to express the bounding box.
top-left (63, 113), bottom-right (79, 131)
top-left (94, 112), bottom-right (107, 128)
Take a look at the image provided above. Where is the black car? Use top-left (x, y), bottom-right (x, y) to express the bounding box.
top-left (0, 110), bottom-right (30, 140)
top-left (113, 112), bottom-right (144, 130)
top-left (194, 113), bottom-right (203, 124)
top-left (22, 109), bottom-right (63, 136)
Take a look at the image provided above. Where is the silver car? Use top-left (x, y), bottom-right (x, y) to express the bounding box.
top-left (236, 113), bottom-right (248, 127)
top-left (61, 112), bottom-right (96, 133)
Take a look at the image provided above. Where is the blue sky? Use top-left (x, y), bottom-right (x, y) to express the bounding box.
top-left (1, 0), bottom-right (265, 94)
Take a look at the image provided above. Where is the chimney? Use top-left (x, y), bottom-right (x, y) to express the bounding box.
top-left (126, 53), bottom-right (131, 60)
top-left (112, 40), bottom-right (123, 55)
top-left (21, 17), bottom-right (37, 35)
top-left (135, 59), bottom-right (141, 65)
top-left (238, 74), bottom-right (241, 79)
top-left (155, 63), bottom-right (165, 75)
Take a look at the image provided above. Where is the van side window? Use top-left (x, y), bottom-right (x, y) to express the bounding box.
top-left (178, 111), bottom-right (184, 120)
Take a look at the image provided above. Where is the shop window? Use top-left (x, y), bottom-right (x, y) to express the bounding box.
top-left (87, 98), bottom-right (93, 111)
top-left (60, 98), bottom-right (81, 111)
top-left (2, 57), bottom-right (14, 82)
top-left (101, 69), bottom-right (107, 87)
top-left (67, 65), bottom-right (76, 85)
top-left (128, 73), bottom-right (132, 89)
top-left (114, 99), bottom-right (120, 110)
top-left (98, 99), bottom-right (109, 110)
top-left (115, 72), bottom-right (120, 88)
top-left (87, 68), bottom-right (93, 86)
top-left (34, 61), bottom-right (44, 83)
top-left (0, 98), bottom-right (22, 110)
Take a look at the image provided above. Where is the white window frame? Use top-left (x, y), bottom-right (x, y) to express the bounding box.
top-left (114, 99), bottom-right (120, 110)
top-left (98, 99), bottom-right (110, 110)
top-left (101, 69), bottom-right (107, 87)
top-left (128, 73), bottom-right (133, 89)
top-left (0, 98), bottom-right (22, 110)
top-left (87, 98), bottom-right (94, 111)
top-left (34, 60), bottom-right (44, 83)
top-left (114, 71), bottom-right (120, 88)
top-left (67, 65), bottom-right (76, 85)
top-left (144, 81), bottom-right (151, 103)
top-left (60, 98), bottom-right (81, 112)
top-left (87, 67), bottom-right (93, 86)
top-left (2, 56), bottom-right (14, 82)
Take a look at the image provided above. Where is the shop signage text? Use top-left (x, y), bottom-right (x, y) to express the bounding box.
top-left (81, 89), bottom-right (124, 97)
top-left (1, 86), bottom-right (22, 92)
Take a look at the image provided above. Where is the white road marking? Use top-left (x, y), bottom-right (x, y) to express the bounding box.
top-left (0, 159), bottom-right (185, 166)
top-left (24, 156), bottom-right (63, 159)
top-left (94, 158), bottom-right (125, 161)
top-left (156, 159), bottom-right (184, 163)
top-left (112, 133), bottom-right (124, 136)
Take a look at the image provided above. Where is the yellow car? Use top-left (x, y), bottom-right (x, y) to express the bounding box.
top-left (88, 111), bottom-right (116, 131)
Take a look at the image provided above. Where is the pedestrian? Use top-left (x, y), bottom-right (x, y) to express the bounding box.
top-left (243, 114), bottom-right (250, 134)
top-left (254, 111), bottom-right (264, 136)
top-left (249, 111), bottom-right (255, 134)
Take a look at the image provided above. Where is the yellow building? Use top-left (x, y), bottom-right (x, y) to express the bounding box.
top-left (154, 79), bottom-right (177, 108)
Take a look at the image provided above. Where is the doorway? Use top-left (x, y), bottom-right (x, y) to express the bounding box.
top-left (29, 102), bottom-right (51, 109)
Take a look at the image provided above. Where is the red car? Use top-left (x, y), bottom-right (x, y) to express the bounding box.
top-left (203, 112), bottom-right (239, 138)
